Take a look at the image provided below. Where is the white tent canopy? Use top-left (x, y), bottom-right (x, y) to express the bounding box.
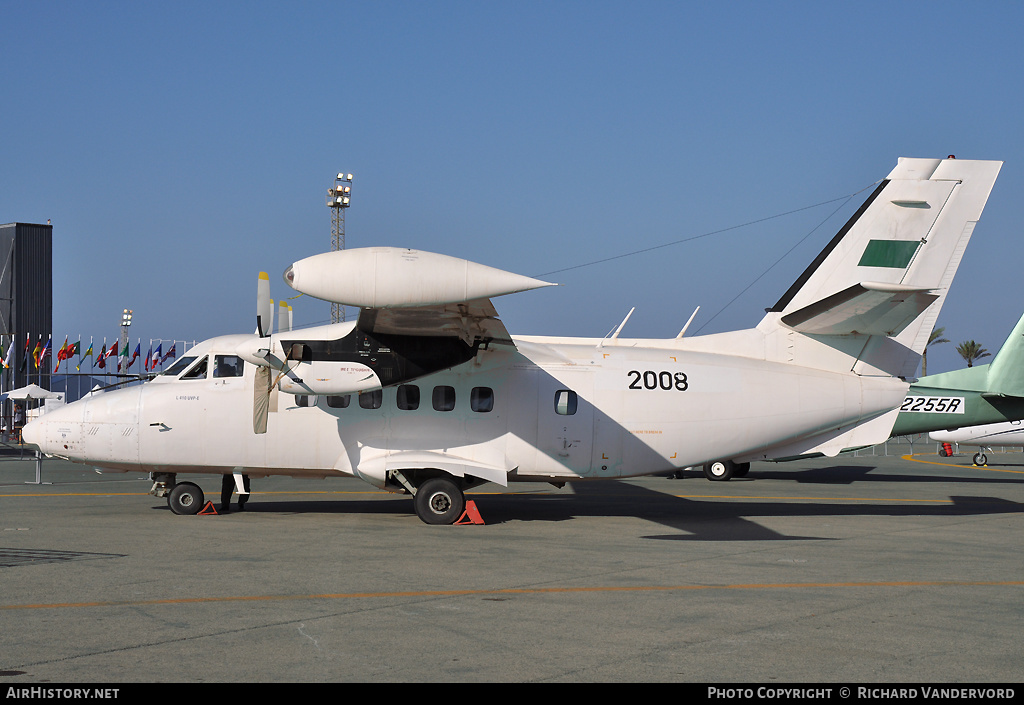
top-left (2, 384), bottom-right (64, 401)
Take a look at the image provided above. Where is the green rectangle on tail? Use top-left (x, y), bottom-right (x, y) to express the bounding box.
top-left (858, 240), bottom-right (919, 268)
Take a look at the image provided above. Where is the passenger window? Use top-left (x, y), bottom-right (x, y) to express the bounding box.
top-left (397, 385), bottom-right (420, 411)
top-left (180, 357), bottom-right (208, 380)
top-left (213, 355), bottom-right (245, 378)
top-left (554, 390), bottom-right (577, 415)
top-left (296, 395), bottom-right (318, 408)
top-left (165, 356), bottom-right (197, 377)
top-left (470, 387), bottom-right (494, 413)
top-left (432, 386), bottom-right (456, 412)
top-left (327, 395), bottom-right (351, 408)
top-left (359, 389), bottom-right (382, 410)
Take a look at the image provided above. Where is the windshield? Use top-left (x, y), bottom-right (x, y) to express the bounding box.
top-left (163, 356), bottom-right (197, 377)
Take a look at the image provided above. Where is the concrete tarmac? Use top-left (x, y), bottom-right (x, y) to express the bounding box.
top-left (0, 452), bottom-right (1022, 683)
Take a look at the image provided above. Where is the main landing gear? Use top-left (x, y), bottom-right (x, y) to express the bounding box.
top-left (702, 460), bottom-right (750, 481)
top-left (413, 476), bottom-right (466, 525)
top-left (973, 451), bottom-right (989, 466)
top-left (151, 473), bottom-right (206, 515)
top-left (389, 470), bottom-right (475, 525)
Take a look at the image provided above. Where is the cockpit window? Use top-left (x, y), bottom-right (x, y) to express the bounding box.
top-left (164, 356), bottom-right (197, 377)
top-left (180, 356), bottom-right (209, 380)
top-left (213, 355), bottom-right (245, 378)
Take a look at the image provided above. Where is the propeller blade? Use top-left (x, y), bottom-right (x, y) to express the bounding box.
top-left (257, 272), bottom-right (272, 337)
top-left (278, 300), bottom-right (291, 333)
top-left (253, 365), bottom-right (271, 434)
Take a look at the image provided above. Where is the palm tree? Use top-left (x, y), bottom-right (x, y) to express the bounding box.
top-left (921, 326), bottom-right (949, 376)
top-left (955, 340), bottom-right (991, 368)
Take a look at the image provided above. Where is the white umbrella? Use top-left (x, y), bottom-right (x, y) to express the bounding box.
top-left (2, 384), bottom-right (64, 401)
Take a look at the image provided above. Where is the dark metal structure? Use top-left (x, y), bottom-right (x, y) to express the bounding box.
top-left (0, 222), bottom-right (53, 390)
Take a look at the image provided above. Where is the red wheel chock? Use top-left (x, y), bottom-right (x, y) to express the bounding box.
top-left (455, 500), bottom-right (485, 525)
top-left (198, 501), bottom-right (219, 515)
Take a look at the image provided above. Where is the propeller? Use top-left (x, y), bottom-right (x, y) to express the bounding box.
top-left (253, 272), bottom-right (274, 435)
top-left (256, 272), bottom-right (272, 337)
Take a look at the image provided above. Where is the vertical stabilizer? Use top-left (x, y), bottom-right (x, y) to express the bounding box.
top-left (763, 157), bottom-right (1002, 379)
top-left (980, 312), bottom-right (1024, 397)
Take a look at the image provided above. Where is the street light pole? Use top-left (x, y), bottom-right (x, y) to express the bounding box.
top-left (327, 173), bottom-right (353, 323)
top-left (120, 309), bottom-right (132, 374)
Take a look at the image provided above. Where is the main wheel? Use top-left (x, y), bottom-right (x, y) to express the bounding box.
top-left (168, 482), bottom-right (205, 515)
top-left (703, 460), bottom-right (735, 481)
top-left (732, 462), bottom-right (751, 478)
top-left (413, 477), bottom-right (465, 525)
top-left (973, 452), bottom-right (988, 466)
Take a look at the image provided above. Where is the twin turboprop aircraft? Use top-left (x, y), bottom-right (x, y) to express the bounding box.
top-left (23, 157), bottom-right (1003, 523)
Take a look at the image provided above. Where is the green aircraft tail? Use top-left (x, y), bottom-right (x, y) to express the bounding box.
top-left (984, 312), bottom-right (1024, 397)
top-left (917, 312), bottom-right (1024, 396)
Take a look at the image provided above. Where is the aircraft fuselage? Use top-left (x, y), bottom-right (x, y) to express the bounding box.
top-left (27, 327), bottom-right (906, 489)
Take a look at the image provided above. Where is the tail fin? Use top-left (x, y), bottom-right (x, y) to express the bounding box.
top-left (986, 312), bottom-right (1024, 397)
top-left (763, 157), bottom-right (1002, 378)
top-left (918, 311), bottom-right (1024, 397)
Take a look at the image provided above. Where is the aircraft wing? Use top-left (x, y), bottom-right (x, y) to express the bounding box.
top-left (356, 297), bottom-right (516, 346)
top-left (286, 247), bottom-right (554, 347)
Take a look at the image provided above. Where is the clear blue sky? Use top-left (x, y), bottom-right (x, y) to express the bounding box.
top-left (3, 1), bottom-right (1022, 375)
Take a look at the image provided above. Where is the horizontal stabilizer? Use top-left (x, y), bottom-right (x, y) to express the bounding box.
top-left (781, 282), bottom-right (938, 336)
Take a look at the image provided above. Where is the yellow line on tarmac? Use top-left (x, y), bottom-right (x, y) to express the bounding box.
top-left (3, 580), bottom-right (1021, 611)
top-left (667, 493), bottom-right (951, 503)
top-left (902, 454), bottom-right (1024, 474)
top-left (0, 490), bottom-right (389, 498)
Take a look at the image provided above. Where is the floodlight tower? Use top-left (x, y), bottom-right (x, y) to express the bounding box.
top-left (327, 173), bottom-right (353, 323)
top-left (120, 309), bottom-right (132, 372)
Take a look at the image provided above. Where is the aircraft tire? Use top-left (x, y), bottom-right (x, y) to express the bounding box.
top-left (732, 462), bottom-right (751, 478)
top-left (703, 460), bottom-right (735, 481)
top-left (973, 453), bottom-right (988, 466)
top-left (168, 482), bottom-right (205, 515)
top-left (414, 477), bottom-right (465, 525)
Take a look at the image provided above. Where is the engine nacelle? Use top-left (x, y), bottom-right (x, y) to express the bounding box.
top-left (277, 361), bottom-right (382, 395)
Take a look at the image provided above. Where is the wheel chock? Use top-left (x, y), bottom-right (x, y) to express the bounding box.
top-left (198, 501), bottom-right (219, 515)
top-left (455, 500), bottom-right (485, 525)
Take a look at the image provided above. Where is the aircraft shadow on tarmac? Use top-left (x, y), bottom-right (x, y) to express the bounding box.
top-left (693, 462), bottom-right (1024, 486)
top-left (161, 467), bottom-right (1024, 541)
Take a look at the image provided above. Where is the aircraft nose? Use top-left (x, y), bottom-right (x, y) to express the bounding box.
top-left (21, 416), bottom-right (43, 450)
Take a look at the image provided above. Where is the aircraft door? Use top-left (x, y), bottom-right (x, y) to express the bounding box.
top-left (536, 371), bottom-right (594, 476)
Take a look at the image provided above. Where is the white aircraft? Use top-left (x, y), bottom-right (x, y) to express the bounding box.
top-left (23, 157), bottom-right (1002, 523)
top-left (931, 422), bottom-right (1024, 466)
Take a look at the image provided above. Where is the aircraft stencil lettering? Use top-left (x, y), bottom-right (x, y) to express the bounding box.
top-left (23, 157), bottom-right (1003, 522)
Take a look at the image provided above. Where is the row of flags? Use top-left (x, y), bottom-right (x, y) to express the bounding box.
top-left (2, 334), bottom-right (178, 375)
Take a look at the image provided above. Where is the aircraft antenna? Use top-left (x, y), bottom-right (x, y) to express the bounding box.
top-left (327, 172), bottom-right (353, 323)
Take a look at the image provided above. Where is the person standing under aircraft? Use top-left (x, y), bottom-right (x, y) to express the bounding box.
top-left (220, 473), bottom-right (250, 512)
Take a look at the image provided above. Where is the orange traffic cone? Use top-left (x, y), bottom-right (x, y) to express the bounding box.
top-left (455, 500), bottom-right (485, 525)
